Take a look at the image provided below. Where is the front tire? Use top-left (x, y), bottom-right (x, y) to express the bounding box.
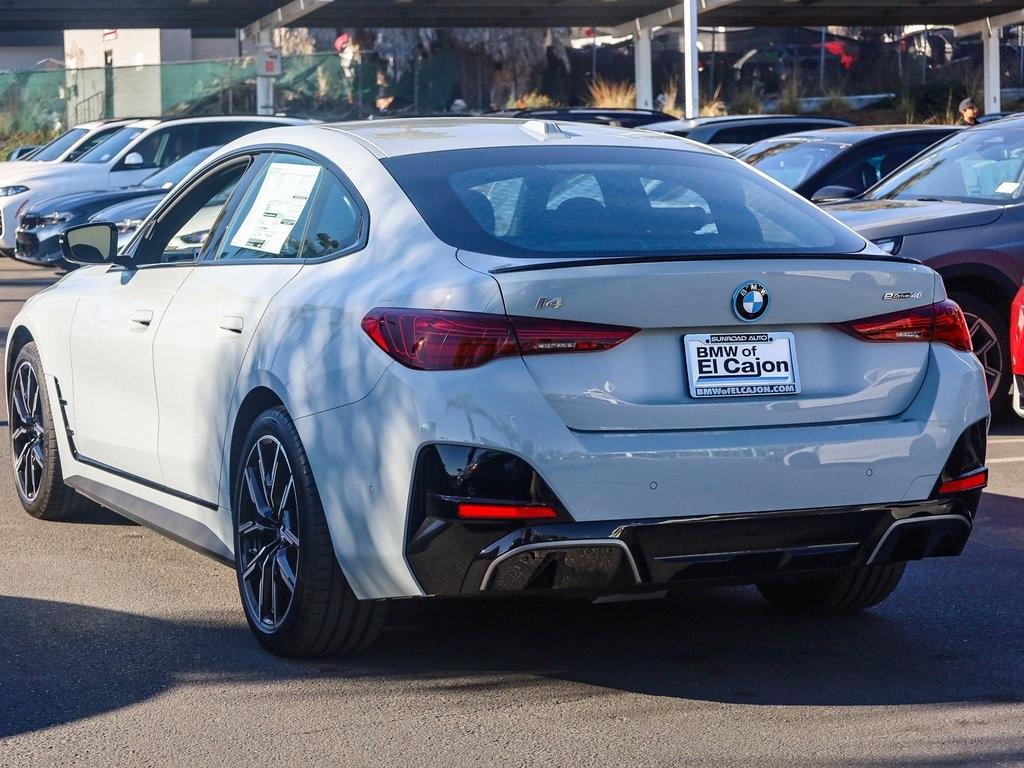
top-left (9, 342), bottom-right (91, 520)
top-left (756, 563), bottom-right (906, 614)
top-left (233, 406), bottom-right (385, 657)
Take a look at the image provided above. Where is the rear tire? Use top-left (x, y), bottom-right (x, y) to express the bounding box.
top-left (9, 342), bottom-right (91, 521)
top-left (756, 563), bottom-right (906, 614)
top-left (233, 405), bottom-right (386, 657)
top-left (951, 292), bottom-right (1009, 421)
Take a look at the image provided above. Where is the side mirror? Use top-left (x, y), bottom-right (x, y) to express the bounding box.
top-left (59, 223), bottom-right (120, 266)
top-left (811, 185), bottom-right (858, 202)
top-left (123, 152), bottom-right (145, 167)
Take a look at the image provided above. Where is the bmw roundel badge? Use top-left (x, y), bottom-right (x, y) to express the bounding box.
top-left (733, 281), bottom-right (770, 322)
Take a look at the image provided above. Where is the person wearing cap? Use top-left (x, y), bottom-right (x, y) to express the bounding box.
top-left (958, 98), bottom-right (980, 126)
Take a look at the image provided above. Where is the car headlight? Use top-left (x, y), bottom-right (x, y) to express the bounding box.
top-left (873, 236), bottom-right (904, 255)
top-left (115, 218), bottom-right (145, 234)
top-left (40, 211), bottom-right (73, 225)
top-left (0, 185), bottom-right (29, 197)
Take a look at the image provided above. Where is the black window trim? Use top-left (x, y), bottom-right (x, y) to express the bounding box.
top-left (119, 143), bottom-right (370, 271)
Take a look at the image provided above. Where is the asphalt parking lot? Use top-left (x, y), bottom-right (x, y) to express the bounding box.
top-left (0, 258), bottom-right (1022, 768)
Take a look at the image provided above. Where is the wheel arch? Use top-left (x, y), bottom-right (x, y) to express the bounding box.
top-left (227, 385), bottom-right (286, 505)
top-left (938, 264), bottom-right (1017, 314)
top-left (5, 324), bottom-right (35, 412)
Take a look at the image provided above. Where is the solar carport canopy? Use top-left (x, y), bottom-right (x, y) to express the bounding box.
top-left (3, 0), bottom-right (1024, 29)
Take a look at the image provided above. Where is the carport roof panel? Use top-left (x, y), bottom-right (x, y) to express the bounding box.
top-left (2, 0), bottom-right (1024, 29)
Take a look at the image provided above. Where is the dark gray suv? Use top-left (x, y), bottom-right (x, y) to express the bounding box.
top-left (826, 117), bottom-right (1024, 417)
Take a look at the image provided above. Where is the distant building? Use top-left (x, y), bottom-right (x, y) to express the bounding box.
top-left (0, 31), bottom-right (63, 71)
top-left (62, 28), bottom-right (243, 120)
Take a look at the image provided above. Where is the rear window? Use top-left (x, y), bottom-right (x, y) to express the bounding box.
top-left (384, 146), bottom-right (865, 258)
top-left (736, 139), bottom-right (846, 188)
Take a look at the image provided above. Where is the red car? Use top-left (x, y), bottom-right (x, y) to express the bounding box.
top-left (1012, 284), bottom-right (1024, 418)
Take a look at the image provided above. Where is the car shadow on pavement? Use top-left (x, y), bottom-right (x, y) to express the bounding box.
top-left (2, 494), bottom-right (1022, 741)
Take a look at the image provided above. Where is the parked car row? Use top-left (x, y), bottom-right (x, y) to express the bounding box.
top-left (3, 108), bottom-right (1023, 419)
top-left (0, 115), bottom-right (306, 257)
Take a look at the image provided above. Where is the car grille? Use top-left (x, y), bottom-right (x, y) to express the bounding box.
top-left (15, 231), bottom-right (40, 258)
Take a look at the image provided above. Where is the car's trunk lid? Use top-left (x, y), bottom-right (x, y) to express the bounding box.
top-left (459, 251), bottom-right (937, 432)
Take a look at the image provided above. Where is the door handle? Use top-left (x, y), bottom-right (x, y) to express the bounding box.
top-left (219, 315), bottom-right (245, 333)
top-left (130, 309), bottom-right (153, 327)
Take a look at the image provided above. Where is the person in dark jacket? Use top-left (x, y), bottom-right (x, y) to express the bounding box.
top-left (958, 98), bottom-right (980, 126)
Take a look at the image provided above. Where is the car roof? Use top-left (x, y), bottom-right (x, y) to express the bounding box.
top-left (645, 114), bottom-right (850, 132)
top-left (111, 115), bottom-right (308, 132)
top-left (750, 124), bottom-right (960, 145)
top-left (74, 118), bottom-right (138, 130)
top-left (972, 113), bottom-right (1024, 130)
top-left (320, 117), bottom-right (713, 158)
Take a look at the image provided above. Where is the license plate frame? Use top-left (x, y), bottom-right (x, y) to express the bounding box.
top-left (683, 331), bottom-right (801, 399)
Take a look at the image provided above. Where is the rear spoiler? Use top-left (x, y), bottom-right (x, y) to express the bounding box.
top-left (489, 251), bottom-right (921, 275)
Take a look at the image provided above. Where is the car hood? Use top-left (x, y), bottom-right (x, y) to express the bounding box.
top-left (824, 198), bottom-right (1004, 239)
top-left (0, 162), bottom-right (93, 184)
top-left (24, 186), bottom-right (154, 217)
top-left (91, 193), bottom-right (164, 223)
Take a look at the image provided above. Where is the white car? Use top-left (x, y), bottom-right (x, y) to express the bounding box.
top-left (7, 119), bottom-right (989, 657)
top-left (3, 118), bottom-right (136, 167)
top-left (0, 116), bottom-right (306, 255)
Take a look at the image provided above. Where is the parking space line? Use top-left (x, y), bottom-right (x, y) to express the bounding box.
top-left (987, 456), bottom-right (1024, 464)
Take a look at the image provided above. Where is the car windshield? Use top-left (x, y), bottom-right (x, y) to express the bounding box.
top-left (736, 139), bottom-right (847, 188)
top-left (140, 146), bottom-right (218, 189)
top-left (79, 127), bottom-right (145, 164)
top-left (866, 127), bottom-right (1024, 204)
top-left (29, 128), bottom-right (88, 162)
top-left (384, 146), bottom-right (865, 258)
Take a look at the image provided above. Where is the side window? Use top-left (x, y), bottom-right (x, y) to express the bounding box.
top-left (119, 125), bottom-right (199, 171)
top-left (197, 121), bottom-right (273, 149)
top-left (298, 173), bottom-right (364, 260)
top-left (710, 125), bottom-right (775, 145)
top-left (132, 159), bottom-right (250, 266)
top-left (211, 153), bottom-right (323, 261)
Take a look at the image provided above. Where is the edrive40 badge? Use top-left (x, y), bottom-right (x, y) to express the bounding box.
top-left (733, 281), bottom-right (770, 322)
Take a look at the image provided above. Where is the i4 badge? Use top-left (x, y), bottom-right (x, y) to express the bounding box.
top-left (733, 281), bottom-right (770, 322)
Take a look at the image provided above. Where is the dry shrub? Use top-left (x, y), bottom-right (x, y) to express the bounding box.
top-left (700, 85), bottom-right (727, 117)
top-left (587, 78), bottom-right (636, 108)
top-left (507, 91), bottom-right (559, 109)
top-left (730, 89), bottom-right (763, 115)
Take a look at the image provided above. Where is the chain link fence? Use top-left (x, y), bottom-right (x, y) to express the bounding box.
top-left (0, 50), bottom-right (462, 151)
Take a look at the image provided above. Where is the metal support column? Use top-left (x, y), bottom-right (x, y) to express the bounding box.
top-left (634, 22), bottom-right (653, 110)
top-left (984, 23), bottom-right (1002, 115)
top-left (682, 0), bottom-right (699, 118)
top-left (256, 30), bottom-right (275, 116)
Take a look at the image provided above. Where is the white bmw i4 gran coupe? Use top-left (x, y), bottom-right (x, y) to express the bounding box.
top-left (6, 118), bottom-right (990, 656)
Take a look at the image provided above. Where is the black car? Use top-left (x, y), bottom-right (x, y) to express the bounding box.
top-left (643, 114), bottom-right (853, 152)
top-left (14, 145), bottom-right (217, 267)
top-left (735, 125), bottom-right (960, 201)
top-left (825, 117), bottom-right (1024, 417)
top-left (505, 107), bottom-right (676, 128)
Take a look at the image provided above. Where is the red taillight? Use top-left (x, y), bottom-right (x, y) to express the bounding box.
top-left (361, 308), bottom-right (637, 370)
top-left (456, 502), bottom-right (559, 520)
top-left (938, 468), bottom-right (988, 495)
top-left (838, 299), bottom-right (972, 352)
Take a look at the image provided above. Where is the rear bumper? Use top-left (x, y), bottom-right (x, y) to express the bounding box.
top-left (408, 493), bottom-right (979, 596)
top-left (296, 342), bottom-right (988, 601)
